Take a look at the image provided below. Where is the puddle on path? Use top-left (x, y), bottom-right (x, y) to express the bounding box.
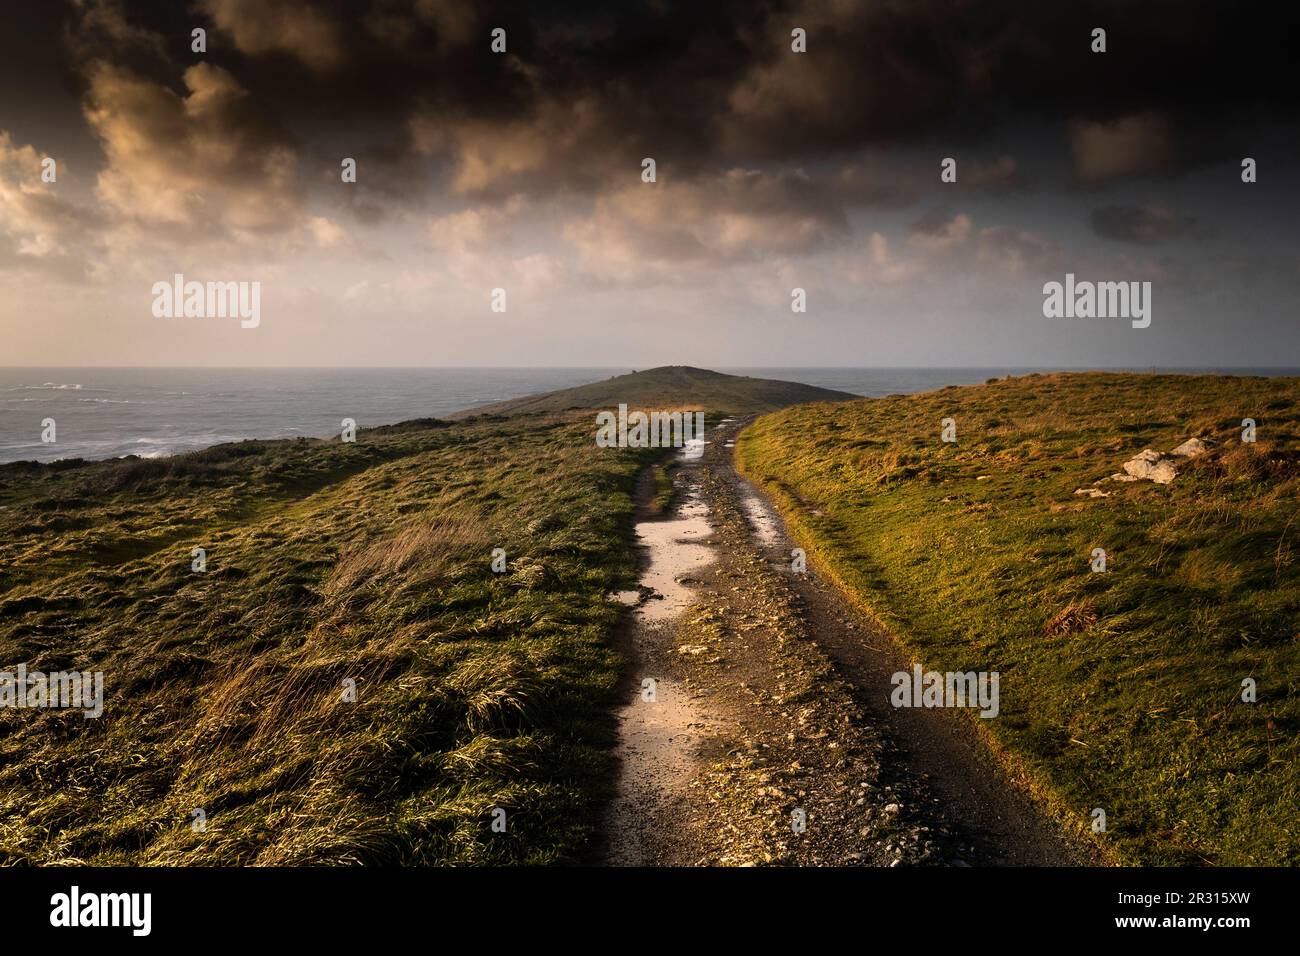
top-left (633, 490), bottom-right (714, 622)
top-left (605, 677), bottom-right (718, 865)
top-left (604, 473), bottom-right (720, 864)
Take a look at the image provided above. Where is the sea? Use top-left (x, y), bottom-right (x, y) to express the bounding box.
top-left (1, 367), bottom-right (1294, 465)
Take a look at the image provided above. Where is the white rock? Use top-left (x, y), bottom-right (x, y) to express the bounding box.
top-left (1122, 449), bottom-right (1178, 484)
top-left (1170, 437), bottom-right (1215, 458)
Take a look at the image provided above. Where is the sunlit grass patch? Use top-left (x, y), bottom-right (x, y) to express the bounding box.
top-left (0, 412), bottom-right (656, 865)
top-left (739, 372), bottom-right (1300, 865)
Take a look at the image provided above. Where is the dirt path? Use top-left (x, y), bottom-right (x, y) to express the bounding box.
top-left (599, 416), bottom-right (1097, 866)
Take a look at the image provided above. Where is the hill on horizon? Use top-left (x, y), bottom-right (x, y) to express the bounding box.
top-left (448, 366), bottom-right (856, 419)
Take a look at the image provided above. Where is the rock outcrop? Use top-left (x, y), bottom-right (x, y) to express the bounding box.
top-left (1116, 448), bottom-right (1179, 484)
top-left (1093, 437), bottom-right (1218, 489)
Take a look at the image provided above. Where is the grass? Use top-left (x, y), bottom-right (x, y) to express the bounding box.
top-left (0, 366), bottom-right (817, 865)
top-left (648, 461), bottom-right (678, 515)
top-left (0, 412), bottom-right (667, 864)
top-left (738, 372), bottom-right (1300, 865)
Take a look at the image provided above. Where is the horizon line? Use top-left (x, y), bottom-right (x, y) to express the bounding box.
top-left (3, 365), bottom-right (1298, 372)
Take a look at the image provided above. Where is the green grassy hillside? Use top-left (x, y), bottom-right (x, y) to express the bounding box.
top-left (737, 372), bottom-right (1300, 865)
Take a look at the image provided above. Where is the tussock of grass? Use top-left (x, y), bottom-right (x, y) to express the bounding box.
top-left (1041, 601), bottom-right (1099, 637)
top-left (739, 372), bottom-right (1300, 865)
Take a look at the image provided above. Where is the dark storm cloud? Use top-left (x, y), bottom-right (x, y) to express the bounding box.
top-left (44, 0), bottom-right (1296, 196)
top-left (273, 5), bottom-right (1296, 130)
top-left (3, 1), bottom-right (1297, 369)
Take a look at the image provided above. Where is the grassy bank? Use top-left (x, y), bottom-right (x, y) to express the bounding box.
top-left (0, 412), bottom-right (665, 864)
top-left (738, 372), bottom-right (1300, 865)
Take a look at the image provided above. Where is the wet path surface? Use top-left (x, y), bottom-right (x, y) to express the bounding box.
top-left (603, 468), bottom-right (723, 865)
top-left (631, 489), bottom-right (714, 622)
top-left (598, 416), bottom-right (1095, 866)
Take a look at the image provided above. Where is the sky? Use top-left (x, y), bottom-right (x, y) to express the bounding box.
top-left (1, 0), bottom-right (1298, 368)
